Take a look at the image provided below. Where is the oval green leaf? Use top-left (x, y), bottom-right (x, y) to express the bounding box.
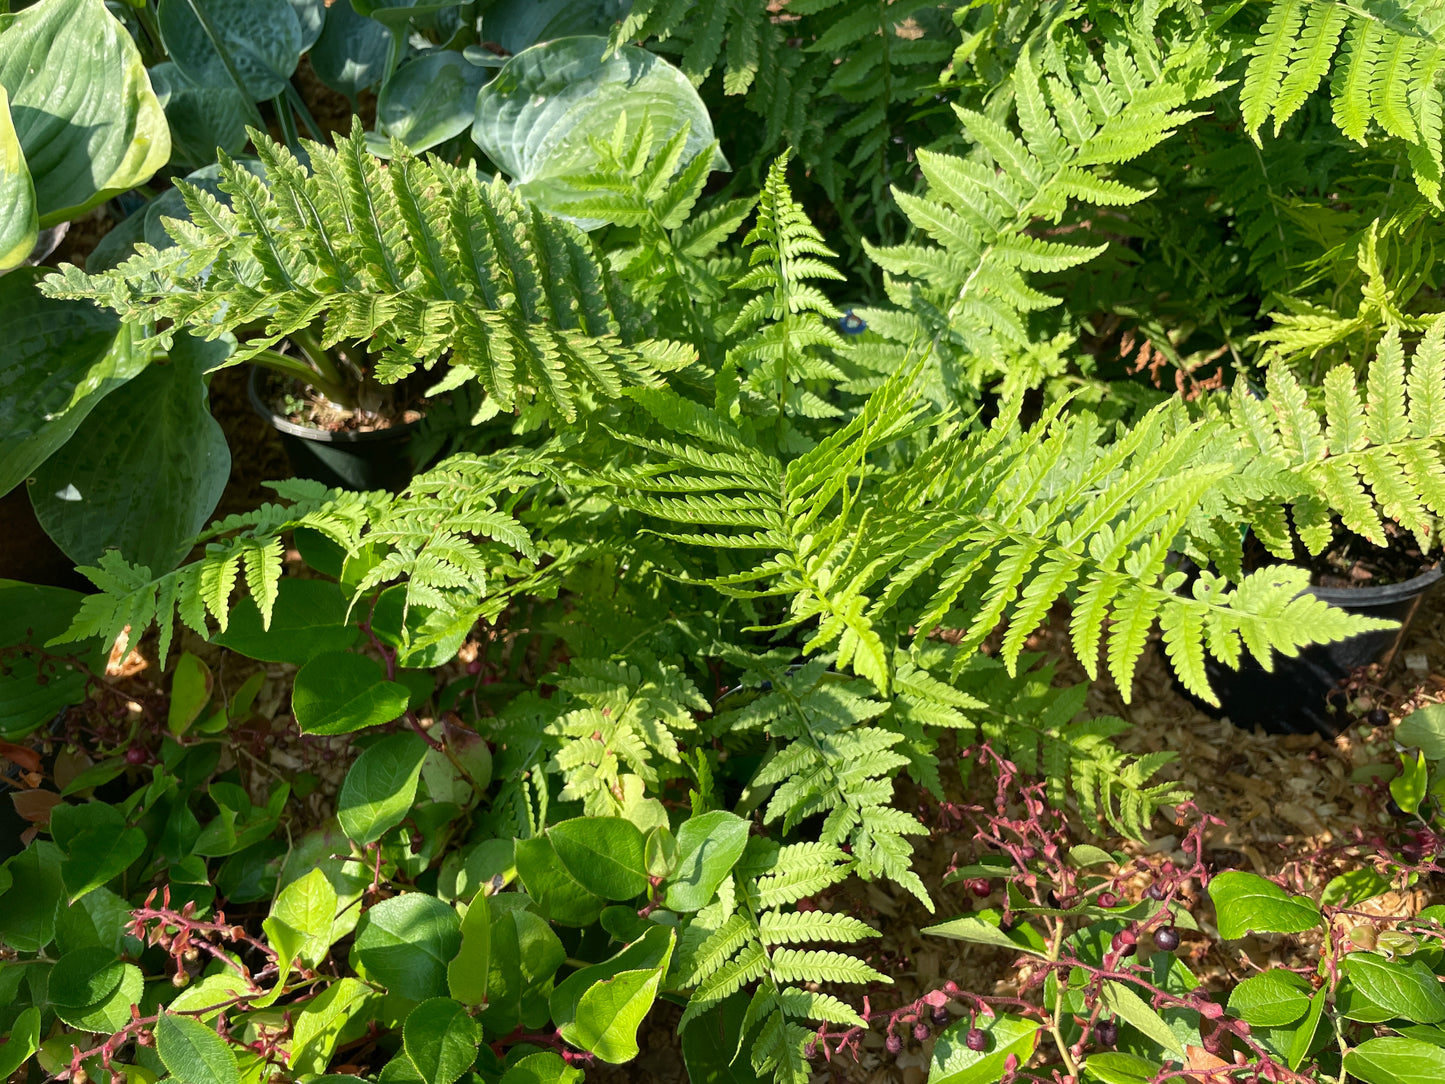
top-left (929, 1012), bottom-right (1040, 1084)
top-left (1342, 952), bottom-right (1445, 1024)
top-left (447, 889), bottom-right (492, 1006)
top-left (664, 809), bottom-right (748, 912)
top-left (149, 61), bottom-right (251, 168)
top-left (549, 817), bottom-right (648, 901)
top-left (337, 732), bottom-right (430, 843)
top-left (378, 51), bottom-right (490, 153)
top-left (293, 651), bottom-right (412, 736)
top-left (1344, 1036), bottom-right (1445, 1084)
top-left (156, 1011), bottom-right (241, 1084)
top-left (1208, 871), bottom-right (1323, 940)
top-left (403, 998), bottom-right (480, 1084)
top-left (309, 0), bottom-right (392, 99)
top-left (1226, 969), bottom-right (1311, 1028)
top-left (354, 892), bottom-right (462, 1003)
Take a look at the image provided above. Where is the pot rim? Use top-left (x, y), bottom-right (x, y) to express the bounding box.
top-left (1305, 561), bottom-right (1444, 608)
top-left (246, 366), bottom-right (424, 445)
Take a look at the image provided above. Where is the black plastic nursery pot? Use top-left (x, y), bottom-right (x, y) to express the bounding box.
top-left (1203, 564), bottom-right (1442, 737)
top-left (248, 368), bottom-right (422, 492)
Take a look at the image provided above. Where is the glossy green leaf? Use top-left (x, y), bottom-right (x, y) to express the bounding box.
top-left (0, 0), bottom-right (169, 225)
top-left (478, 903), bottom-right (566, 1035)
top-left (549, 817), bottom-right (648, 901)
top-left (1081, 1051), bottom-right (1157, 1084)
top-left (0, 86), bottom-right (37, 270)
top-left (497, 1051), bottom-right (582, 1084)
top-left (1100, 980), bottom-right (1184, 1055)
top-left (354, 892), bottom-right (462, 1002)
top-left (48, 946), bottom-right (124, 1008)
top-left (922, 911), bottom-right (1050, 957)
top-left (56, 962), bottom-right (143, 1033)
top-left (157, 0), bottom-right (304, 101)
top-left (550, 924), bottom-right (674, 1032)
top-left (472, 36), bottom-right (724, 221)
top-left (167, 651), bottom-right (214, 736)
top-left (56, 805), bottom-right (146, 903)
top-left (1398, 704), bottom-right (1445, 759)
top-left (1391, 749), bottom-right (1429, 816)
top-left (0, 580), bottom-right (108, 739)
top-left (352, 0), bottom-right (466, 31)
top-left (1227, 969), bottom-right (1311, 1028)
top-left (1288, 990), bottom-right (1327, 1070)
top-left (287, 0), bottom-right (326, 49)
top-left (0, 269), bottom-right (142, 499)
top-left (664, 809), bottom-right (748, 912)
top-left (288, 977), bottom-right (373, 1075)
top-left (309, 0), bottom-right (391, 99)
top-left (447, 889), bottom-right (492, 1006)
top-left (513, 835), bottom-right (606, 927)
top-left (929, 1013), bottom-right (1041, 1084)
top-left (337, 732), bottom-right (429, 844)
top-left (679, 991), bottom-right (756, 1084)
top-left (1322, 867), bottom-right (1393, 907)
top-left (149, 61), bottom-right (250, 167)
top-left (1344, 1036), bottom-right (1445, 1084)
top-left (1341, 952), bottom-right (1445, 1023)
top-left (0, 1007), bottom-right (40, 1079)
top-left (211, 578), bottom-right (361, 663)
top-left (1208, 871), bottom-right (1322, 939)
top-left (293, 651), bottom-right (411, 736)
top-left (403, 998), bottom-right (480, 1084)
top-left (264, 867), bottom-right (338, 972)
top-left (0, 841), bottom-right (64, 951)
top-left (421, 736), bottom-right (492, 805)
top-left (156, 1011), bottom-right (241, 1084)
top-left (30, 336), bottom-right (231, 573)
top-left (378, 51), bottom-right (490, 153)
top-left (563, 966), bottom-right (663, 1063)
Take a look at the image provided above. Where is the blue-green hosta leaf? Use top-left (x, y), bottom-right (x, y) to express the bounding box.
top-left (287, 0), bottom-right (326, 50)
top-left (0, 0), bottom-right (169, 226)
top-left (0, 581), bottom-right (108, 740)
top-left (473, 36), bottom-right (724, 222)
top-left (337, 732), bottom-right (429, 843)
top-left (0, 87), bottom-right (37, 270)
top-left (0, 269), bottom-right (146, 498)
top-left (479, 0), bottom-right (630, 56)
top-left (378, 51), bottom-right (490, 153)
top-left (156, 0), bottom-right (304, 102)
top-left (402, 998), bottom-right (480, 1084)
top-left (309, 0), bottom-right (392, 99)
top-left (352, 0), bottom-right (466, 31)
top-left (149, 62), bottom-right (250, 167)
top-left (30, 334), bottom-right (231, 573)
top-left (155, 1011), bottom-right (240, 1084)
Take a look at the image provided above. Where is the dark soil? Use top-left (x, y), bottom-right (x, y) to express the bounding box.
top-left (252, 367), bottom-right (428, 434)
top-left (1245, 521), bottom-right (1436, 589)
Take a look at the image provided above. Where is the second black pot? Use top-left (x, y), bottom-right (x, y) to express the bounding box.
top-left (248, 369), bottom-right (422, 492)
top-left (1201, 564), bottom-right (1442, 737)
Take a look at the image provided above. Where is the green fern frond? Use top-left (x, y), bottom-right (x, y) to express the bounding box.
top-left (41, 122), bottom-right (692, 423)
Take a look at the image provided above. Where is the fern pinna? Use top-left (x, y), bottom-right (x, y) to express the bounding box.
top-left (41, 122), bottom-right (693, 423)
top-left (1238, 0), bottom-right (1445, 203)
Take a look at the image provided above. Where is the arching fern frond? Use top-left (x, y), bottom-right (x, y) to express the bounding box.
top-left (52, 448), bottom-right (562, 665)
top-left (597, 367), bottom-right (1395, 708)
top-left (41, 121), bottom-right (693, 423)
top-left (859, 38), bottom-right (1228, 399)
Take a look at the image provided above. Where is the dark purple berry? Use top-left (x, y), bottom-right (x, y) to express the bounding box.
top-left (932, 1005), bottom-right (949, 1027)
top-left (913, 1022), bottom-right (930, 1043)
top-left (969, 878), bottom-right (991, 898)
top-left (409, 831), bottom-right (424, 853)
top-left (1096, 1019), bottom-right (1118, 1047)
top-left (965, 1028), bottom-right (987, 1052)
top-left (124, 745), bottom-right (147, 766)
top-left (1147, 882), bottom-right (1166, 901)
top-left (1155, 926), bottom-right (1181, 952)
top-left (885, 1034), bottom-right (902, 1055)
top-left (1368, 707), bottom-right (1391, 727)
top-left (1097, 892), bottom-right (1119, 908)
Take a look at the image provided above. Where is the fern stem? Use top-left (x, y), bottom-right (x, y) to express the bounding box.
top-left (287, 325), bottom-right (350, 396)
top-left (251, 349), bottom-right (352, 408)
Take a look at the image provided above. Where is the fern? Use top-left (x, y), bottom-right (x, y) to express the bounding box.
top-left (41, 122), bottom-right (694, 423)
top-left (860, 36), bottom-right (1227, 398)
top-left (598, 364), bottom-right (1395, 709)
top-left (1237, 0), bottom-right (1445, 202)
top-left (1221, 323), bottom-right (1445, 555)
top-left (52, 449), bottom-right (560, 665)
top-left (671, 840), bottom-right (887, 1084)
